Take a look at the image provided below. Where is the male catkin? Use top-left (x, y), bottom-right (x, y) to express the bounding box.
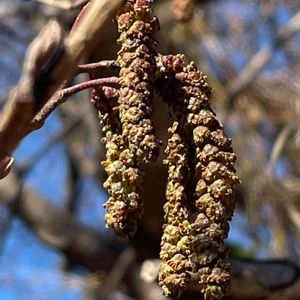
top-left (157, 54), bottom-right (239, 299)
top-left (103, 0), bottom-right (160, 237)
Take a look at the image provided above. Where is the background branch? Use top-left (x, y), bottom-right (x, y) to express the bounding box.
top-left (227, 10), bottom-right (300, 105)
top-left (33, 0), bottom-right (88, 9)
top-left (0, 171), bottom-right (118, 271)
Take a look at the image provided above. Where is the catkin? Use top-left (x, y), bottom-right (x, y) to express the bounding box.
top-left (159, 119), bottom-right (193, 298)
top-left (157, 54), bottom-right (239, 299)
top-left (102, 0), bottom-right (160, 237)
top-left (92, 88), bottom-right (140, 237)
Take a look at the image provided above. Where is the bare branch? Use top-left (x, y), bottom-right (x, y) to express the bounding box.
top-left (32, 77), bottom-right (119, 129)
top-left (227, 10), bottom-right (300, 103)
top-left (78, 60), bottom-right (120, 74)
top-left (0, 172), bottom-right (116, 271)
top-left (267, 124), bottom-right (294, 176)
top-left (0, 0), bottom-right (124, 178)
top-left (103, 247), bottom-right (136, 296)
top-left (228, 48), bottom-right (273, 100)
top-left (278, 11), bottom-right (300, 42)
top-left (32, 0), bottom-right (88, 9)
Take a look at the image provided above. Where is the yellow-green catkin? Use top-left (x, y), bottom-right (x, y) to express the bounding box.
top-left (159, 119), bottom-right (193, 298)
top-left (92, 88), bottom-right (138, 237)
top-left (157, 54), bottom-right (239, 299)
top-left (157, 61), bottom-right (193, 298)
top-left (103, 0), bottom-right (160, 237)
top-left (117, 0), bottom-right (159, 165)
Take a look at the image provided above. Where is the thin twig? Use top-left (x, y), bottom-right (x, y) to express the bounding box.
top-left (0, 0), bottom-right (124, 179)
top-left (228, 48), bottom-right (273, 101)
top-left (78, 60), bottom-right (120, 73)
top-left (33, 0), bottom-right (88, 9)
top-left (286, 202), bottom-right (300, 232)
top-left (64, 77), bottom-right (119, 94)
top-left (32, 78), bottom-right (119, 129)
top-left (267, 124), bottom-right (294, 176)
top-left (227, 10), bottom-right (300, 105)
top-left (103, 246), bottom-right (136, 297)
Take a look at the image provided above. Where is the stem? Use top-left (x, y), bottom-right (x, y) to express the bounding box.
top-left (63, 77), bottom-right (119, 96)
top-left (78, 60), bottom-right (120, 73)
top-left (0, 0), bottom-right (125, 178)
top-left (32, 77), bottom-right (119, 129)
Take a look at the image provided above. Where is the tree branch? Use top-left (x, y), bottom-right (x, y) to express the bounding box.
top-left (32, 77), bottom-right (119, 130)
top-left (0, 172), bottom-right (117, 271)
top-left (78, 60), bottom-right (120, 74)
top-left (227, 10), bottom-right (300, 104)
top-left (33, 0), bottom-right (89, 9)
top-left (0, 0), bottom-right (124, 179)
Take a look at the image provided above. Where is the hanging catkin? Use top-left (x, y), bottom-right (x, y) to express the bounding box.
top-left (102, 0), bottom-right (160, 237)
top-left (159, 120), bottom-right (193, 297)
top-left (157, 54), bottom-right (239, 299)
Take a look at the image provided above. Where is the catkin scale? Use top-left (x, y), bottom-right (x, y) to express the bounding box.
top-left (92, 88), bottom-right (142, 236)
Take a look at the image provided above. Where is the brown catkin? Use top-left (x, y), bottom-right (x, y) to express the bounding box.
top-left (117, 0), bottom-right (160, 165)
top-left (157, 58), bottom-right (194, 297)
top-left (157, 54), bottom-right (239, 299)
top-left (159, 119), bottom-right (193, 298)
top-left (102, 0), bottom-right (160, 237)
top-left (92, 88), bottom-right (141, 237)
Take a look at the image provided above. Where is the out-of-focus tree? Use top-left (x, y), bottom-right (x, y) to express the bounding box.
top-left (1, 0), bottom-right (300, 299)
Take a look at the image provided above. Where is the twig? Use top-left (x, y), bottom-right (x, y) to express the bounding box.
top-left (33, 0), bottom-right (89, 9)
top-left (0, 0), bottom-right (124, 178)
top-left (286, 202), bottom-right (300, 233)
top-left (227, 10), bottom-right (300, 105)
top-left (63, 77), bottom-right (119, 94)
top-left (267, 124), bottom-right (294, 176)
top-left (78, 60), bottom-right (120, 73)
top-left (228, 48), bottom-right (273, 101)
top-left (278, 10), bottom-right (300, 42)
top-left (103, 246), bottom-right (136, 297)
top-left (32, 78), bottom-right (119, 130)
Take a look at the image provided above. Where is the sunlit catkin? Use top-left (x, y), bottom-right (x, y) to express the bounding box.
top-left (157, 54), bottom-right (239, 299)
top-left (92, 88), bottom-right (140, 237)
top-left (159, 119), bottom-right (193, 298)
top-left (102, 0), bottom-right (160, 237)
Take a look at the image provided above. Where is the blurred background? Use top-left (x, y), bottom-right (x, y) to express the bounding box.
top-left (1, 0), bottom-right (300, 299)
